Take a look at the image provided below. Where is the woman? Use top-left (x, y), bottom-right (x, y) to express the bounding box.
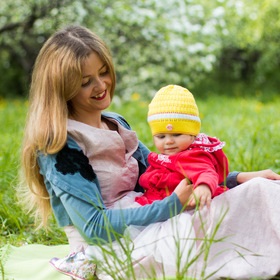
top-left (15, 25), bottom-right (280, 279)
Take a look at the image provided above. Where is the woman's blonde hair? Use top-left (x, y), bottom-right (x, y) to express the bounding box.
top-left (20, 25), bottom-right (116, 227)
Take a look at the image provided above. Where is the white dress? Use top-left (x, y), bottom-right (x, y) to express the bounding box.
top-left (67, 119), bottom-right (196, 279)
top-left (65, 119), bottom-right (280, 279)
top-left (64, 178), bottom-right (280, 280)
top-left (2, 119), bottom-right (280, 280)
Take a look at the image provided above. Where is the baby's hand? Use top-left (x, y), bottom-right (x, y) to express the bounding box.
top-left (188, 184), bottom-right (212, 210)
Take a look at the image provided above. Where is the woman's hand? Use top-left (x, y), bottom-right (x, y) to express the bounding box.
top-left (173, 178), bottom-right (193, 209)
top-left (237, 169), bottom-right (280, 184)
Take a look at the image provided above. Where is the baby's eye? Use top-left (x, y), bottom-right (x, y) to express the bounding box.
top-left (155, 134), bottom-right (165, 139)
top-left (173, 134), bottom-right (182, 137)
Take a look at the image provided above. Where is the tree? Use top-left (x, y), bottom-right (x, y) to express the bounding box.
top-left (214, 0), bottom-right (280, 87)
top-left (0, 0), bottom-right (88, 97)
top-left (0, 0), bottom-right (279, 98)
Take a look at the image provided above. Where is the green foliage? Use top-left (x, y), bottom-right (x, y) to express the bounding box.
top-left (0, 99), bottom-right (27, 235)
top-left (0, 0), bottom-right (280, 98)
top-left (212, 0), bottom-right (280, 87)
top-left (0, 94), bottom-right (280, 278)
top-left (0, 99), bottom-right (67, 247)
top-left (109, 92), bottom-right (280, 174)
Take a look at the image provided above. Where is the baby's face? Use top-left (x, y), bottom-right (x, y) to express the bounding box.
top-left (153, 133), bottom-right (195, 155)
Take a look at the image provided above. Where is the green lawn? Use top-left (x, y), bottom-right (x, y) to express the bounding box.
top-left (1, 94), bottom-right (280, 248)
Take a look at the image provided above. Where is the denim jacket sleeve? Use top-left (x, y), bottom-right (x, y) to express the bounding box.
top-left (225, 171), bottom-right (240, 189)
top-left (37, 113), bottom-right (183, 243)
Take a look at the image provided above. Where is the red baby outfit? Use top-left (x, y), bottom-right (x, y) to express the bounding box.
top-left (135, 133), bottom-right (229, 205)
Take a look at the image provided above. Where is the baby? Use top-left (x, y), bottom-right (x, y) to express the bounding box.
top-left (135, 84), bottom-right (229, 209)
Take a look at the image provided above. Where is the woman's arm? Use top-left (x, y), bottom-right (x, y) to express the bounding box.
top-left (236, 169), bottom-right (280, 183)
top-left (38, 144), bottom-right (183, 244)
top-left (226, 169), bottom-right (280, 189)
top-left (58, 189), bottom-right (183, 243)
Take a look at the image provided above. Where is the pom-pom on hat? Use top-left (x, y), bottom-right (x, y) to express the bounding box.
top-left (148, 85), bottom-right (201, 136)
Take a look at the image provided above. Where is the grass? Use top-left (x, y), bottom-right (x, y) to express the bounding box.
top-left (110, 93), bottom-right (280, 173)
top-left (0, 99), bottom-right (67, 247)
top-left (0, 92), bottom-right (280, 278)
top-left (85, 206), bottom-right (230, 279)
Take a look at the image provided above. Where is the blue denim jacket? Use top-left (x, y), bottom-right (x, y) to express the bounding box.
top-left (37, 112), bottom-right (183, 243)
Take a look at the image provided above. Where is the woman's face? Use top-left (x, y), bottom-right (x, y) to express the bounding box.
top-left (70, 52), bottom-right (112, 119)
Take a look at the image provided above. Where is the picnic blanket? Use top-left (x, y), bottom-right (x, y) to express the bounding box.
top-left (0, 244), bottom-right (69, 279)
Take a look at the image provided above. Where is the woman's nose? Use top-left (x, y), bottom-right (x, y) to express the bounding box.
top-left (93, 77), bottom-right (105, 91)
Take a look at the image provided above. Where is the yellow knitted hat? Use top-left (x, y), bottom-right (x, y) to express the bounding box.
top-left (148, 85), bottom-right (201, 136)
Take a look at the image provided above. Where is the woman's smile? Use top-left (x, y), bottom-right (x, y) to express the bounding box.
top-left (92, 90), bottom-right (107, 100)
top-left (69, 51), bottom-right (113, 123)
